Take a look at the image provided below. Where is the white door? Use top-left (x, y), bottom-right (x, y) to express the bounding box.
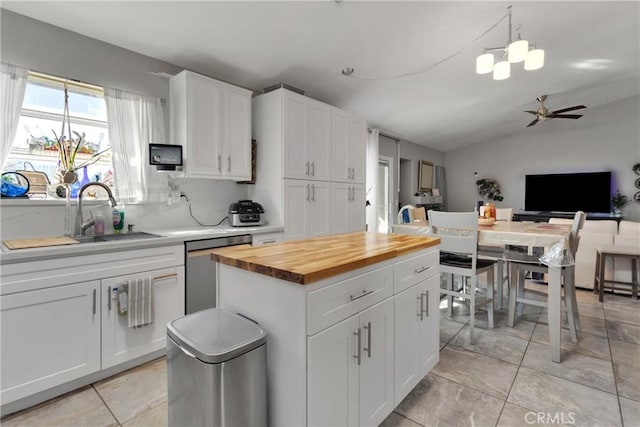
top-left (102, 267), bottom-right (185, 369)
top-left (187, 72), bottom-right (223, 178)
top-left (0, 281), bottom-right (101, 404)
top-left (306, 100), bottom-right (332, 181)
top-left (223, 86), bottom-right (252, 179)
top-left (348, 184), bottom-right (366, 232)
top-left (308, 181), bottom-right (331, 237)
top-left (331, 108), bottom-right (350, 182)
top-left (348, 116), bottom-right (367, 184)
top-left (358, 298), bottom-right (394, 427)
top-left (307, 315), bottom-right (359, 427)
top-left (284, 179), bottom-right (309, 241)
top-left (417, 275), bottom-right (440, 377)
top-left (377, 157), bottom-right (393, 233)
top-left (283, 91), bottom-right (308, 179)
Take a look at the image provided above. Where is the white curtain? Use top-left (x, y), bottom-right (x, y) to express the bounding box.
top-left (366, 129), bottom-right (379, 232)
top-left (104, 88), bottom-right (167, 203)
top-left (1, 63), bottom-right (29, 170)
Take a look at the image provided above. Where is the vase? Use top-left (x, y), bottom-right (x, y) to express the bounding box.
top-left (56, 169), bottom-right (78, 236)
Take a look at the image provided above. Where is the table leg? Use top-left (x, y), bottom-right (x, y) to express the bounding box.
top-left (548, 265), bottom-right (562, 363)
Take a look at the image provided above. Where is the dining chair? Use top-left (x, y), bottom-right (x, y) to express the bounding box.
top-left (428, 210), bottom-right (496, 344)
top-left (478, 207), bottom-right (513, 309)
top-left (507, 211), bottom-right (586, 342)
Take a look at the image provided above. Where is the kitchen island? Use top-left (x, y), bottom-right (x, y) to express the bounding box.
top-left (211, 232), bottom-right (440, 426)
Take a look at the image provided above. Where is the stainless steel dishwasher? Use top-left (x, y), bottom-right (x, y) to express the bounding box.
top-left (185, 234), bottom-right (252, 314)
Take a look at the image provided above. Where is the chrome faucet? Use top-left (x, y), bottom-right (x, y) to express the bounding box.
top-left (75, 182), bottom-right (118, 236)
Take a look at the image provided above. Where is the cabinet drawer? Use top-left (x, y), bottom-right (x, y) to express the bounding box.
top-left (394, 249), bottom-right (439, 294)
top-left (252, 232), bottom-right (283, 247)
top-left (307, 265), bottom-right (393, 335)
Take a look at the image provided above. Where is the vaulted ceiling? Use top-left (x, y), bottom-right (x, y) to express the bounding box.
top-left (3, 1), bottom-right (639, 152)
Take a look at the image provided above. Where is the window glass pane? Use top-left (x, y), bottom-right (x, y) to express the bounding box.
top-left (22, 82), bottom-right (107, 122)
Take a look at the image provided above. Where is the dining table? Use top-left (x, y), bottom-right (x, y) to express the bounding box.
top-left (393, 220), bottom-right (573, 363)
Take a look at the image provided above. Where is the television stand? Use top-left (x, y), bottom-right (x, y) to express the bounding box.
top-left (513, 211), bottom-right (622, 223)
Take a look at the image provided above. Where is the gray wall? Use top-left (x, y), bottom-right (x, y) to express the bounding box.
top-left (444, 95), bottom-right (640, 221)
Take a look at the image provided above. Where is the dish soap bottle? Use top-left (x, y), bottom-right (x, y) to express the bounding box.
top-left (112, 204), bottom-right (125, 234)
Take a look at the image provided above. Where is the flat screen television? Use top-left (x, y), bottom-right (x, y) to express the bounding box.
top-left (524, 171), bottom-right (612, 213)
top-left (149, 143), bottom-right (182, 171)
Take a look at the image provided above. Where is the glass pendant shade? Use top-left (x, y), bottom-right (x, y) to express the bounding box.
top-left (476, 53), bottom-right (495, 74)
top-left (493, 61), bottom-right (510, 80)
top-left (524, 48), bottom-right (545, 70)
top-left (508, 39), bottom-right (529, 63)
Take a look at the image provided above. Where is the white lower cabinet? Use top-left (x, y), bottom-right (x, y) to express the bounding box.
top-left (284, 179), bottom-right (331, 240)
top-left (0, 281), bottom-right (101, 404)
top-left (394, 274), bottom-right (439, 405)
top-left (308, 298), bottom-right (394, 427)
top-left (101, 266), bottom-right (185, 369)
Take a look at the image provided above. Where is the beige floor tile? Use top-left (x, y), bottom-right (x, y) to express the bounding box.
top-left (610, 339), bottom-right (640, 368)
top-left (531, 323), bottom-right (612, 361)
top-left (615, 361), bottom-right (640, 402)
top-left (379, 411), bottom-right (422, 427)
top-left (439, 316), bottom-right (465, 344)
top-left (619, 397), bottom-right (640, 427)
top-left (395, 373), bottom-right (503, 427)
top-left (605, 304), bottom-right (640, 326)
top-left (1, 386), bottom-right (117, 427)
top-left (123, 401), bottom-right (167, 427)
top-left (607, 319), bottom-right (640, 344)
top-left (473, 310), bottom-right (538, 341)
top-left (508, 367), bottom-right (622, 427)
top-left (431, 346), bottom-right (518, 400)
top-left (448, 324), bottom-right (529, 365)
top-left (496, 402), bottom-right (538, 427)
top-left (538, 311), bottom-right (608, 338)
top-left (522, 341), bottom-right (616, 394)
top-left (94, 357), bottom-right (167, 424)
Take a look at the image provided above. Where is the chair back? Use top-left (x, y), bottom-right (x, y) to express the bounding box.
top-left (569, 211), bottom-right (586, 256)
top-left (495, 208), bottom-right (513, 221)
top-left (428, 210), bottom-right (479, 260)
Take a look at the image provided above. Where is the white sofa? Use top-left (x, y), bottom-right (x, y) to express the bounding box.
top-left (572, 220), bottom-right (639, 290)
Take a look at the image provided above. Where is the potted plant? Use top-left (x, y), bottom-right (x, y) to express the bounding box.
top-left (612, 190), bottom-right (627, 216)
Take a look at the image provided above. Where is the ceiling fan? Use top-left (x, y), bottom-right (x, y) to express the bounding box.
top-left (524, 95), bottom-right (586, 127)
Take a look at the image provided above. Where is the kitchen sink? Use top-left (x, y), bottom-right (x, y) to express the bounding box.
top-left (74, 232), bottom-right (162, 244)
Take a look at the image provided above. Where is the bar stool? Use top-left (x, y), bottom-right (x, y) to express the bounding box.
top-left (594, 245), bottom-right (640, 302)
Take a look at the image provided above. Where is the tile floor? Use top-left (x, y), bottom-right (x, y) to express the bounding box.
top-left (2, 284), bottom-right (639, 427)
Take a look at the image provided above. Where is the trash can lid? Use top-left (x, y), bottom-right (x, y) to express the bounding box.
top-left (167, 308), bottom-right (267, 364)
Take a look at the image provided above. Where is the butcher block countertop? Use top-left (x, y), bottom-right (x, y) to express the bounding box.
top-left (210, 231), bottom-right (440, 285)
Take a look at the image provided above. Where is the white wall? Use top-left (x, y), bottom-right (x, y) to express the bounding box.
top-left (444, 95), bottom-right (640, 221)
top-left (0, 10), bottom-right (250, 238)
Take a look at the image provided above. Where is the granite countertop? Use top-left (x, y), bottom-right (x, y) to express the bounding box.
top-left (210, 231), bottom-right (440, 285)
top-left (0, 224), bottom-right (283, 264)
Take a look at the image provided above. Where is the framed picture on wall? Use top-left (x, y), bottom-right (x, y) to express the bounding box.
top-left (418, 160), bottom-right (434, 192)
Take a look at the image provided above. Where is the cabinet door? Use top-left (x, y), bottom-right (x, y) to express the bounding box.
top-left (331, 182), bottom-right (350, 235)
top-left (331, 108), bottom-right (350, 182)
top-left (308, 181), bottom-right (331, 238)
top-left (308, 315), bottom-right (359, 427)
top-left (283, 179), bottom-right (309, 241)
top-left (394, 275), bottom-right (440, 405)
top-left (223, 86), bottom-right (252, 180)
top-left (306, 100), bottom-right (332, 181)
top-left (348, 184), bottom-right (366, 232)
top-left (0, 281), bottom-right (100, 404)
top-left (186, 72), bottom-right (223, 178)
top-left (348, 115), bottom-right (367, 184)
top-left (358, 298), bottom-right (394, 427)
top-left (102, 267), bottom-right (185, 369)
top-left (283, 91), bottom-right (308, 179)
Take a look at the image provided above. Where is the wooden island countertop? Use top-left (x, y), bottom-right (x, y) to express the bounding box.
top-left (209, 231), bottom-right (439, 285)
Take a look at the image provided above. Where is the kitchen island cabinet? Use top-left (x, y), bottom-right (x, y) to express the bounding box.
top-left (211, 232), bottom-right (440, 426)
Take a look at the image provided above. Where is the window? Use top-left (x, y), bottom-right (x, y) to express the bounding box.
top-left (4, 71), bottom-right (112, 198)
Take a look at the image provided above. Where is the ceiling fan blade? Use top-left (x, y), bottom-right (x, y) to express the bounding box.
top-left (526, 118), bottom-right (539, 127)
top-left (549, 114), bottom-right (583, 119)
top-left (551, 105), bottom-right (586, 114)
top-left (524, 110), bottom-right (538, 115)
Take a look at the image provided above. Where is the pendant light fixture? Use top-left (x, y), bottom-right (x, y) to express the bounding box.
top-left (475, 5), bottom-right (544, 80)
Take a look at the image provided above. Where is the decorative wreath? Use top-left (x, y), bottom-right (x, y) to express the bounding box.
top-left (476, 178), bottom-right (504, 202)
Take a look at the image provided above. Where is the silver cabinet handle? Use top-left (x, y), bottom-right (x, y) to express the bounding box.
top-left (350, 289), bottom-right (373, 301)
top-left (353, 327), bottom-right (362, 365)
top-left (348, 186), bottom-right (352, 201)
top-left (306, 184), bottom-right (310, 202)
top-left (351, 186), bottom-right (355, 201)
top-left (107, 286), bottom-right (112, 311)
top-left (363, 322), bottom-right (372, 358)
top-left (311, 162), bottom-right (315, 176)
top-left (92, 288), bottom-right (96, 315)
top-left (414, 266), bottom-right (429, 274)
top-left (305, 161), bottom-right (309, 176)
top-left (262, 239), bottom-right (277, 244)
top-left (311, 184), bottom-right (315, 202)
top-left (351, 168), bottom-right (355, 180)
top-left (217, 155), bottom-right (222, 172)
top-left (417, 295), bottom-right (424, 320)
top-left (227, 156), bottom-right (231, 172)
top-left (421, 292), bottom-right (427, 321)
top-left (424, 290), bottom-right (430, 318)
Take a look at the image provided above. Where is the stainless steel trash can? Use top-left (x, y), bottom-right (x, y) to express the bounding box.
top-left (167, 308), bottom-right (267, 426)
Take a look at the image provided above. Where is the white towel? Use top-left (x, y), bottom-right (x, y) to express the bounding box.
top-left (128, 277), bottom-right (154, 328)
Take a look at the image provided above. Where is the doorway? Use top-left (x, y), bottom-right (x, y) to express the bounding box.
top-left (377, 156), bottom-right (394, 233)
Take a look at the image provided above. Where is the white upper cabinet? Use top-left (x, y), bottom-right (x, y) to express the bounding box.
top-left (283, 91), bottom-right (331, 181)
top-left (332, 108), bottom-right (366, 184)
top-left (170, 70), bottom-right (252, 180)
